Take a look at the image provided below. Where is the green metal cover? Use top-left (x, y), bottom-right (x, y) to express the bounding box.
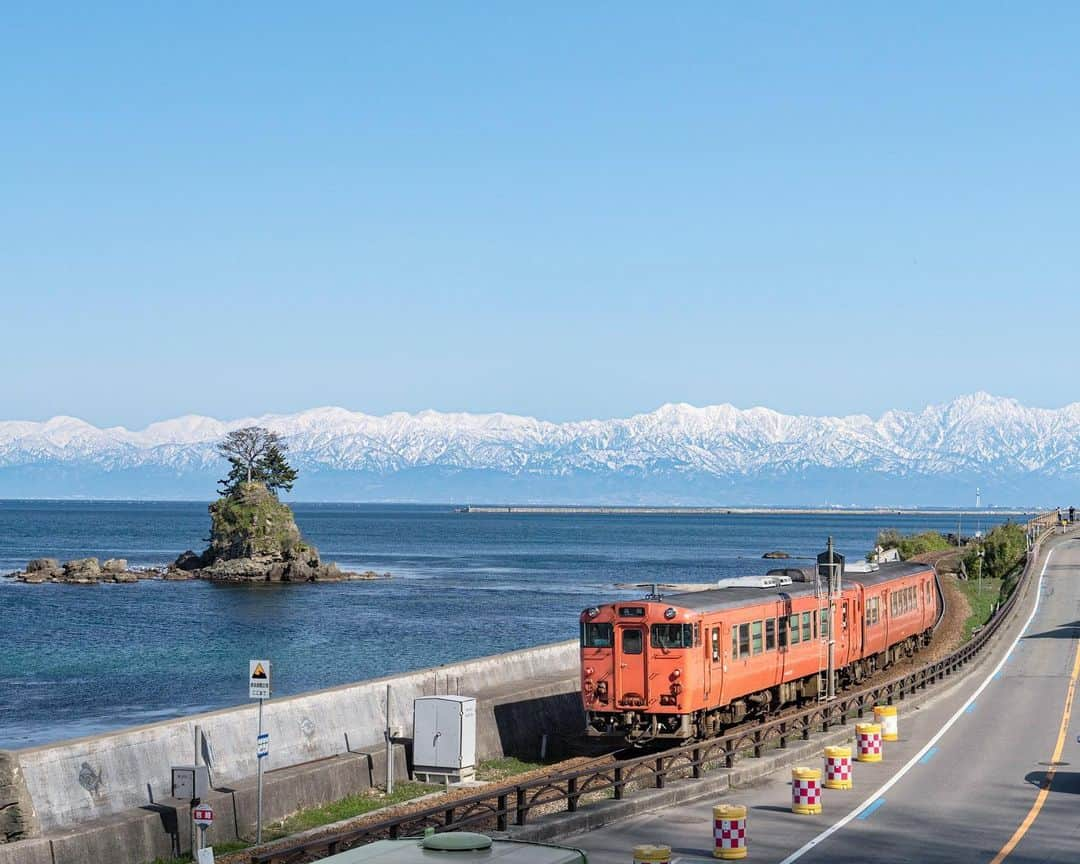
top-left (423, 833), bottom-right (493, 851)
top-left (318, 836), bottom-right (587, 864)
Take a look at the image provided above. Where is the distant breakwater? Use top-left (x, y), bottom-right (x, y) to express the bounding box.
top-left (460, 505), bottom-right (1037, 516)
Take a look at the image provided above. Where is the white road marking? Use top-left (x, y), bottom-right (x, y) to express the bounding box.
top-left (777, 546), bottom-right (1058, 864)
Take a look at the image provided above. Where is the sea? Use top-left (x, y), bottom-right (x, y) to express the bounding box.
top-left (0, 501), bottom-right (1025, 749)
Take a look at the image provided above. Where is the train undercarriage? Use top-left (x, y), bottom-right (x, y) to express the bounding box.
top-left (585, 628), bottom-right (933, 744)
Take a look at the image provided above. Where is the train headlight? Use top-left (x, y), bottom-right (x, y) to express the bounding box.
top-left (585, 667), bottom-right (594, 676)
top-left (672, 669), bottom-right (681, 679)
top-left (664, 607), bottom-right (677, 619)
top-left (586, 606), bottom-right (600, 618)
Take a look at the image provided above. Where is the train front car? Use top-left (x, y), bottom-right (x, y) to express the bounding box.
top-left (580, 594), bottom-right (703, 743)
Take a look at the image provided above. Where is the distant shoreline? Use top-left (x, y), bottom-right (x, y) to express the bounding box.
top-left (459, 506), bottom-right (1039, 516)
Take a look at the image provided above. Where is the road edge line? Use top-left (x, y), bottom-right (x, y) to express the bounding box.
top-left (776, 545), bottom-right (1057, 864)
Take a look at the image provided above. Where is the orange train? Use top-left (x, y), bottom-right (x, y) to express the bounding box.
top-left (580, 560), bottom-right (940, 743)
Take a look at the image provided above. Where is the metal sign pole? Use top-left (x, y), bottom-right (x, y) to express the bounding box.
top-left (193, 724), bottom-right (201, 853)
top-left (256, 697), bottom-right (264, 845)
top-left (385, 683), bottom-right (394, 796)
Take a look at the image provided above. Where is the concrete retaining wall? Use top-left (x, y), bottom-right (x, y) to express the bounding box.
top-left (11, 639), bottom-right (579, 836)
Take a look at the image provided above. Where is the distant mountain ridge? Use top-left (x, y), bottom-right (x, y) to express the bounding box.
top-left (2, 393), bottom-right (1077, 504)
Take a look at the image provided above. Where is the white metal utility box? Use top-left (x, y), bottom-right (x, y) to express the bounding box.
top-left (412, 695), bottom-right (477, 784)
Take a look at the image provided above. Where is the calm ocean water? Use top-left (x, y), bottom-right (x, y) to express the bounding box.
top-left (0, 502), bottom-right (1024, 748)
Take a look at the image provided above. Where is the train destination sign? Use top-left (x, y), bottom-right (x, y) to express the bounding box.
top-left (249, 659), bottom-right (271, 700)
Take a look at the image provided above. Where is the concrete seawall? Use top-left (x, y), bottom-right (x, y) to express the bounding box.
top-left (0, 639), bottom-right (582, 864)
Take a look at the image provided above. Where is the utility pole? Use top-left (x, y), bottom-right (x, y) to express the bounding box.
top-left (825, 536), bottom-right (839, 701)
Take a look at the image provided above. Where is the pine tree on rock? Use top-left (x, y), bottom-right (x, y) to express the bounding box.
top-left (216, 426), bottom-right (297, 497)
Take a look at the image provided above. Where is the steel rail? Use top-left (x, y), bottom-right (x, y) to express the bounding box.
top-left (250, 513), bottom-right (1060, 864)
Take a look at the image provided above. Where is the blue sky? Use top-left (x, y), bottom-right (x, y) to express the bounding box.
top-left (4, 4), bottom-right (1079, 428)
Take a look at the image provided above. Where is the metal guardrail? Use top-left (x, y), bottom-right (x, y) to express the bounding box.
top-left (251, 512), bottom-right (1060, 864)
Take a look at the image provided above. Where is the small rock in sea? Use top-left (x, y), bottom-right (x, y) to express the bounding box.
top-left (164, 569), bottom-right (193, 581)
top-left (63, 558), bottom-right (102, 580)
top-left (102, 558), bottom-right (128, 574)
top-left (762, 551), bottom-right (791, 559)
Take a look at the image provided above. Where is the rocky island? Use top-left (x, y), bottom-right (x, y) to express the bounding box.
top-left (171, 480), bottom-right (373, 582)
top-left (5, 426), bottom-right (389, 585)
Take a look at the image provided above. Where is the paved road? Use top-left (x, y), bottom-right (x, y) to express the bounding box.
top-left (566, 533), bottom-right (1080, 864)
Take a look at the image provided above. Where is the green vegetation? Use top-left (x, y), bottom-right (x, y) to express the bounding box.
top-left (962, 521), bottom-right (1027, 583)
top-left (874, 529), bottom-right (953, 560)
top-left (476, 756), bottom-right (544, 782)
top-left (207, 481), bottom-right (308, 560)
top-left (147, 784), bottom-right (434, 863)
top-left (217, 426), bottom-right (298, 497)
top-left (262, 782), bottom-right (435, 839)
top-left (955, 575), bottom-right (1006, 641)
top-left (954, 522), bottom-right (1029, 641)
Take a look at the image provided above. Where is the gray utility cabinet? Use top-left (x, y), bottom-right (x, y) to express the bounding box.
top-left (412, 695), bottom-right (477, 784)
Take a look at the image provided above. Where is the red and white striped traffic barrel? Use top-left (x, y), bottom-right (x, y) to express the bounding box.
top-left (824, 746), bottom-right (853, 790)
top-left (712, 804), bottom-right (747, 859)
top-left (791, 767), bottom-right (822, 815)
top-left (855, 722), bottom-right (883, 762)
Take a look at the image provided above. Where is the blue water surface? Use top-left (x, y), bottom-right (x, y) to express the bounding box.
top-left (0, 502), bottom-right (1022, 748)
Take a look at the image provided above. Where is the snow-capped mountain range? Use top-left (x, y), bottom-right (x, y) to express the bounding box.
top-left (1, 393), bottom-right (1077, 504)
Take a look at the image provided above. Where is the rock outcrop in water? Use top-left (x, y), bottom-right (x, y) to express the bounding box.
top-left (6, 556), bottom-right (152, 584)
top-left (172, 481), bottom-right (373, 582)
top-left (4, 483), bottom-right (390, 585)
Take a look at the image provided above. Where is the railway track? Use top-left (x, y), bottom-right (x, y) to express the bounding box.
top-left (246, 520), bottom-right (1058, 864)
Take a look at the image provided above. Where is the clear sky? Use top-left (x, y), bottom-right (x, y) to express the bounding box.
top-left (4, 4), bottom-right (1079, 428)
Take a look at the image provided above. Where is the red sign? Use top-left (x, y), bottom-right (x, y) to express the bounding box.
top-left (193, 806), bottom-right (214, 828)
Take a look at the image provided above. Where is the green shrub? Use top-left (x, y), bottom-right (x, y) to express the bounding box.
top-left (874, 529), bottom-right (952, 560)
top-left (963, 521), bottom-right (1027, 583)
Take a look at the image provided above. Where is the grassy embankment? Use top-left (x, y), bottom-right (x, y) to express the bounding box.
top-left (876, 521), bottom-right (1028, 642)
top-left (149, 782), bottom-right (436, 864)
top-left (149, 757), bottom-right (551, 863)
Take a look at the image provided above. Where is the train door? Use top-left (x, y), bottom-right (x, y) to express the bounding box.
top-left (616, 625), bottom-right (648, 706)
top-left (847, 593), bottom-right (861, 661)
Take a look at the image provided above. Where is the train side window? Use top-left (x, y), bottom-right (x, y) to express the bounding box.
top-left (751, 620), bottom-right (763, 655)
top-left (622, 629), bottom-right (642, 655)
top-left (711, 627), bottom-right (720, 662)
top-left (732, 627), bottom-right (738, 660)
top-left (842, 603), bottom-right (848, 629)
top-left (789, 614), bottom-right (801, 645)
top-left (695, 623), bottom-right (702, 647)
top-left (812, 612), bottom-right (817, 639)
top-left (779, 617), bottom-right (788, 648)
top-left (872, 597), bottom-right (880, 624)
top-left (820, 608), bottom-right (829, 638)
top-left (765, 618), bottom-right (776, 651)
top-left (801, 611), bottom-right (812, 642)
top-left (738, 623), bottom-right (751, 658)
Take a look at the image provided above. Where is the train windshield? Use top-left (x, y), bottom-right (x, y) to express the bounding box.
top-left (651, 623), bottom-right (694, 649)
top-left (581, 622), bottom-right (614, 648)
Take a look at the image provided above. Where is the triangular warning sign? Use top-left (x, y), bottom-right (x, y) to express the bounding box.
top-left (252, 663), bottom-right (267, 679)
